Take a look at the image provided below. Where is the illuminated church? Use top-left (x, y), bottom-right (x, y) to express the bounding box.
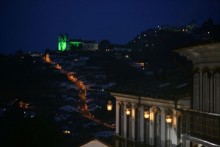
top-left (58, 34), bottom-right (98, 52)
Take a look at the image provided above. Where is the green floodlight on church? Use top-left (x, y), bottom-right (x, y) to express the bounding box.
top-left (58, 34), bottom-right (68, 51)
top-left (58, 40), bottom-right (67, 51)
top-left (69, 41), bottom-right (83, 48)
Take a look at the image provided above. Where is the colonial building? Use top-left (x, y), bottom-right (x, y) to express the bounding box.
top-left (111, 92), bottom-right (190, 147)
top-left (176, 42), bottom-right (220, 147)
top-left (111, 42), bottom-right (220, 147)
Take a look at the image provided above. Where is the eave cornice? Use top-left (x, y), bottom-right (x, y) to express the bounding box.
top-left (175, 42), bottom-right (220, 64)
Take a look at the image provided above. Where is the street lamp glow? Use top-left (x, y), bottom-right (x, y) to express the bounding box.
top-left (126, 108), bottom-right (131, 115)
top-left (144, 110), bottom-right (150, 119)
top-left (166, 115), bottom-right (172, 123)
top-left (63, 130), bottom-right (71, 134)
top-left (107, 101), bottom-right (113, 111)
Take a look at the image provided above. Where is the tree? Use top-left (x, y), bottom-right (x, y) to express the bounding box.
top-left (202, 18), bottom-right (214, 30)
top-left (99, 40), bottom-right (112, 51)
top-left (15, 49), bottom-right (24, 56)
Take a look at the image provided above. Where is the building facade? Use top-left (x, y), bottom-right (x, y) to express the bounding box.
top-left (176, 42), bottom-right (220, 147)
top-left (111, 42), bottom-right (220, 147)
top-left (111, 92), bottom-right (190, 147)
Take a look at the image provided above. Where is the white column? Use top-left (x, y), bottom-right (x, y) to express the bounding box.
top-left (215, 73), bottom-right (220, 113)
top-left (193, 73), bottom-right (196, 109)
top-left (131, 103), bottom-right (136, 140)
top-left (210, 71), bottom-right (213, 112)
top-left (140, 106), bottom-right (144, 142)
top-left (160, 109), bottom-right (166, 147)
top-left (194, 73), bottom-right (200, 110)
top-left (206, 73), bottom-right (210, 111)
top-left (203, 73), bottom-right (210, 111)
top-left (171, 110), bottom-right (178, 146)
top-left (116, 100), bottom-right (120, 135)
top-left (199, 69), bottom-right (203, 110)
top-left (214, 73), bottom-right (217, 113)
top-left (149, 107), bottom-right (154, 146)
top-left (218, 73), bottom-right (220, 113)
top-left (123, 102), bottom-right (127, 138)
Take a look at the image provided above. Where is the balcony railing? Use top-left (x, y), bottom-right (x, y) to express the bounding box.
top-left (182, 110), bottom-right (220, 145)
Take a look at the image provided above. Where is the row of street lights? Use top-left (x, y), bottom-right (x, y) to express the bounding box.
top-left (107, 101), bottom-right (172, 123)
top-left (107, 100), bottom-right (173, 145)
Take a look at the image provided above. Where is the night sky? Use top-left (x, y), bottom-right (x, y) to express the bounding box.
top-left (1, 0), bottom-right (220, 54)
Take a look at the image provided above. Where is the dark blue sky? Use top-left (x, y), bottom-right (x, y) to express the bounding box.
top-left (1, 0), bottom-right (220, 54)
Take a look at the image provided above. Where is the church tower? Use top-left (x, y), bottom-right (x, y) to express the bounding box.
top-left (58, 34), bottom-right (69, 51)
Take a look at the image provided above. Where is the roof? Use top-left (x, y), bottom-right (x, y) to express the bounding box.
top-left (69, 39), bottom-right (97, 44)
top-left (108, 66), bottom-right (192, 100)
top-left (80, 139), bottom-right (111, 147)
top-left (175, 42), bottom-right (220, 64)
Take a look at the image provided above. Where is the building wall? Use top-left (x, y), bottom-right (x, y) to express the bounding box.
top-left (83, 43), bottom-right (98, 51)
top-left (193, 67), bottom-right (220, 113)
top-left (176, 43), bottom-right (220, 147)
top-left (112, 93), bottom-right (190, 147)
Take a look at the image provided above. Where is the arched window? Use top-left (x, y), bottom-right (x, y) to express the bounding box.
top-left (144, 107), bottom-right (150, 144)
top-left (203, 72), bottom-right (210, 112)
top-left (119, 104), bottom-right (124, 136)
top-left (165, 109), bottom-right (172, 147)
top-left (214, 72), bottom-right (220, 113)
top-left (154, 109), bottom-right (161, 147)
top-left (126, 103), bottom-right (132, 139)
top-left (193, 73), bottom-right (200, 110)
top-left (177, 113), bottom-right (182, 145)
top-left (135, 107), bottom-right (140, 141)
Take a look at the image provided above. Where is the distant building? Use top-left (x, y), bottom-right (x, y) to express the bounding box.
top-left (58, 34), bottom-right (98, 52)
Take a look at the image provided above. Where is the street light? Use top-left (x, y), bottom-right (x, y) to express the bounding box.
top-left (126, 108), bottom-right (131, 115)
top-left (144, 110), bottom-right (150, 119)
top-left (107, 100), bottom-right (113, 111)
top-left (166, 115), bottom-right (172, 124)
